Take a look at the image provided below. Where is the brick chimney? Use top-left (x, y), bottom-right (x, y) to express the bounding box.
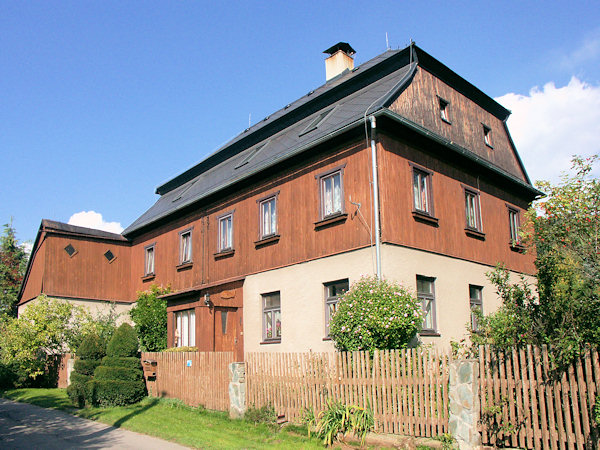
top-left (323, 42), bottom-right (356, 81)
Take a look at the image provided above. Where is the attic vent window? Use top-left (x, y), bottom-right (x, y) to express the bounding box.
top-left (483, 124), bottom-right (493, 148)
top-left (234, 141), bottom-right (269, 170)
top-left (104, 250), bottom-right (115, 262)
top-left (64, 244), bottom-right (76, 257)
top-left (438, 97), bottom-right (450, 124)
top-left (300, 107), bottom-right (335, 136)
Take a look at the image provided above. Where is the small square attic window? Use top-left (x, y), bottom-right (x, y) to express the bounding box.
top-left (104, 250), bottom-right (115, 262)
top-left (438, 97), bottom-right (450, 123)
top-left (483, 124), bottom-right (493, 148)
top-left (64, 244), bottom-right (76, 257)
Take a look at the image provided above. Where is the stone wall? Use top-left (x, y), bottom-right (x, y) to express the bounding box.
top-left (449, 359), bottom-right (481, 450)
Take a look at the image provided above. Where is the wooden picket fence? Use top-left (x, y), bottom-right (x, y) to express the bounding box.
top-left (245, 349), bottom-right (452, 436)
top-left (142, 351), bottom-right (235, 411)
top-left (479, 345), bottom-right (600, 449)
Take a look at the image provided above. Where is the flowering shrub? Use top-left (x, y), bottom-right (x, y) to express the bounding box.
top-left (329, 276), bottom-right (422, 352)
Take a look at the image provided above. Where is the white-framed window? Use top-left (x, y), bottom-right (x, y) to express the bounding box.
top-left (508, 207), bottom-right (521, 245)
top-left (413, 168), bottom-right (433, 215)
top-left (469, 285), bottom-right (483, 332)
top-left (324, 279), bottom-right (348, 337)
top-left (262, 292), bottom-right (281, 342)
top-left (465, 189), bottom-right (482, 231)
top-left (417, 276), bottom-right (436, 333)
top-left (217, 212), bottom-right (233, 252)
top-left (144, 244), bottom-right (155, 276)
top-left (483, 124), bottom-right (493, 148)
top-left (174, 309), bottom-right (196, 347)
top-left (179, 229), bottom-right (192, 264)
top-left (319, 169), bottom-right (343, 218)
top-left (259, 195), bottom-right (277, 238)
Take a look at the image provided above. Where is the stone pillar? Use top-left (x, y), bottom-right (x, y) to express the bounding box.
top-left (449, 359), bottom-right (481, 450)
top-left (228, 362), bottom-right (247, 419)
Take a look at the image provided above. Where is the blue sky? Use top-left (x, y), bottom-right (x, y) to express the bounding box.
top-left (2, 1), bottom-right (599, 244)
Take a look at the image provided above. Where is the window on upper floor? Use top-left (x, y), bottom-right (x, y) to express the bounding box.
top-left (144, 244), bottom-right (155, 276)
top-left (179, 229), bottom-right (192, 264)
top-left (64, 243), bottom-right (77, 257)
top-left (469, 285), bottom-right (483, 332)
top-left (318, 168), bottom-right (344, 219)
top-left (259, 194), bottom-right (278, 239)
top-left (324, 279), bottom-right (349, 337)
top-left (104, 250), bottom-right (116, 263)
top-left (412, 167), bottom-right (433, 216)
top-left (438, 97), bottom-right (450, 124)
top-left (262, 292), bottom-right (281, 342)
top-left (464, 188), bottom-right (482, 232)
top-left (483, 124), bottom-right (493, 148)
top-left (508, 207), bottom-right (521, 246)
top-left (174, 309), bottom-right (195, 347)
top-left (217, 212), bottom-right (234, 253)
top-left (417, 275), bottom-right (437, 334)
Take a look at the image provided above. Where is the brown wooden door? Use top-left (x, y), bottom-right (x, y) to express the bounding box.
top-left (213, 307), bottom-right (243, 360)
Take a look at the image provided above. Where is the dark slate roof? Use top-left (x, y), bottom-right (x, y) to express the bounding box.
top-left (123, 44), bottom-right (523, 237)
top-left (42, 219), bottom-right (129, 242)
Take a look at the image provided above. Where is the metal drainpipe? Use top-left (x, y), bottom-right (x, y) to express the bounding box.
top-left (369, 115), bottom-right (382, 279)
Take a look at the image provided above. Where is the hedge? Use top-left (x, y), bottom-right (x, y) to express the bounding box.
top-left (94, 365), bottom-right (143, 382)
top-left (100, 356), bottom-right (141, 370)
top-left (93, 379), bottom-right (146, 406)
top-left (106, 323), bottom-right (138, 357)
top-left (73, 359), bottom-right (102, 377)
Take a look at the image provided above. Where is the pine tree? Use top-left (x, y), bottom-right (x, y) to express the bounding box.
top-left (0, 220), bottom-right (28, 317)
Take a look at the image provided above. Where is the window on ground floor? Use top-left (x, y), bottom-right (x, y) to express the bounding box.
top-left (417, 275), bottom-right (437, 333)
top-left (262, 292), bottom-right (281, 342)
top-left (324, 279), bottom-right (349, 337)
top-left (175, 309), bottom-right (196, 347)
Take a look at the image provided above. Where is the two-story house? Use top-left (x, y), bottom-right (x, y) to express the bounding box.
top-left (18, 42), bottom-right (539, 359)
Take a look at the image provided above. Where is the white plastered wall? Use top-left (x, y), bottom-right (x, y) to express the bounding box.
top-left (18, 296), bottom-right (133, 325)
top-left (243, 244), bottom-right (535, 353)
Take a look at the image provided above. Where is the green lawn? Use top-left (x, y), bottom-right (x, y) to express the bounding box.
top-left (1, 388), bottom-right (323, 449)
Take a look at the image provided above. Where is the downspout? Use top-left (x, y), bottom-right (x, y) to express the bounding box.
top-left (369, 115), bottom-right (382, 279)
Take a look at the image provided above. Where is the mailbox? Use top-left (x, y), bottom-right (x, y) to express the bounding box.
top-left (142, 359), bottom-right (157, 378)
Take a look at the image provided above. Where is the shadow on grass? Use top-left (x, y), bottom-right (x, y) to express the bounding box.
top-left (1, 389), bottom-right (75, 412)
top-left (80, 397), bottom-right (161, 429)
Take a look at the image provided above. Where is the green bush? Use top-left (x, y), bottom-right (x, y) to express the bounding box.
top-left (94, 365), bottom-right (143, 382)
top-left (93, 323), bottom-right (145, 406)
top-left (93, 379), bottom-right (146, 406)
top-left (73, 359), bottom-right (101, 376)
top-left (330, 276), bottom-right (422, 352)
top-left (129, 285), bottom-right (171, 352)
top-left (76, 333), bottom-right (106, 360)
top-left (106, 323), bottom-right (139, 357)
top-left (100, 356), bottom-right (141, 370)
top-left (245, 404), bottom-right (277, 425)
top-left (164, 346), bottom-right (198, 352)
top-left (595, 394), bottom-right (600, 426)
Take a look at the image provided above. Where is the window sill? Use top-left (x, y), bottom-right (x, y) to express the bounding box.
top-left (254, 235), bottom-right (280, 248)
top-left (419, 331), bottom-right (441, 337)
top-left (485, 143), bottom-right (494, 150)
top-left (214, 249), bottom-right (235, 259)
top-left (176, 262), bottom-right (193, 271)
top-left (314, 213), bottom-right (347, 230)
top-left (322, 337), bottom-right (333, 342)
top-left (141, 274), bottom-right (155, 282)
top-left (510, 242), bottom-right (526, 253)
top-left (465, 228), bottom-right (486, 240)
top-left (441, 118), bottom-right (451, 125)
top-left (412, 211), bottom-right (439, 226)
top-left (260, 339), bottom-right (281, 345)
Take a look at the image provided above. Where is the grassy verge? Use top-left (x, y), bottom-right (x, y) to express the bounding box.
top-left (1, 388), bottom-right (322, 449)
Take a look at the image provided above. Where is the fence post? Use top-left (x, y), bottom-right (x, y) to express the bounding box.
top-left (229, 362), bottom-right (247, 419)
top-left (449, 359), bottom-right (481, 450)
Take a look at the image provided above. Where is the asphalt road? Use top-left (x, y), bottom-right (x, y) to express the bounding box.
top-left (0, 398), bottom-right (189, 449)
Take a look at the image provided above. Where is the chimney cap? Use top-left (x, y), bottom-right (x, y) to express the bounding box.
top-left (323, 42), bottom-right (356, 57)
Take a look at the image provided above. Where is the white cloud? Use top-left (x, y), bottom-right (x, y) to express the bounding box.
top-left (496, 77), bottom-right (600, 184)
top-left (558, 30), bottom-right (600, 71)
top-left (20, 241), bottom-right (33, 255)
top-left (67, 211), bottom-right (124, 234)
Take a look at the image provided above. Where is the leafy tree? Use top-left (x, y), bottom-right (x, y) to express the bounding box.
top-left (0, 221), bottom-right (29, 317)
top-left (329, 276), bottom-right (422, 352)
top-left (471, 155), bottom-right (600, 367)
top-left (0, 295), bottom-right (89, 384)
top-left (129, 284), bottom-right (171, 351)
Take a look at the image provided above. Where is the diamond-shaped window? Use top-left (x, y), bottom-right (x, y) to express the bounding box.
top-left (104, 250), bottom-right (115, 262)
top-left (64, 244), bottom-right (76, 257)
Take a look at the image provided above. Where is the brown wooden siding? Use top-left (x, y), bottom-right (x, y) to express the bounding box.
top-left (20, 232), bottom-right (47, 303)
top-left (42, 234), bottom-right (132, 301)
top-left (379, 133), bottom-right (535, 274)
top-left (130, 140), bottom-right (374, 298)
top-left (390, 67), bottom-right (528, 182)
